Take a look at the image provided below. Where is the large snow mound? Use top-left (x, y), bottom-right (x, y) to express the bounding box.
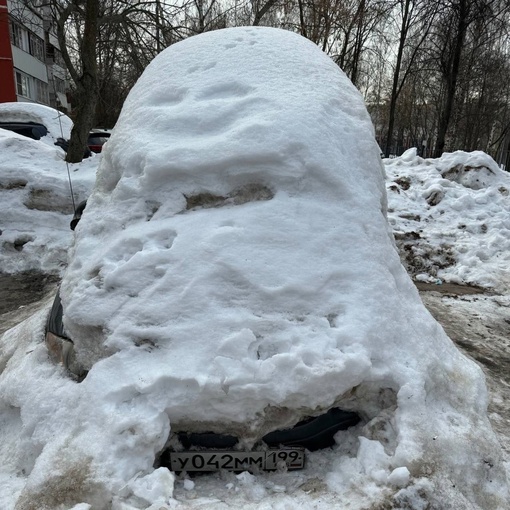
top-left (0, 27), bottom-right (508, 509)
top-left (62, 26), bottom-right (390, 428)
top-left (386, 148), bottom-right (510, 290)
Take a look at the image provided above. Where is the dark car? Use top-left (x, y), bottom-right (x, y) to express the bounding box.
top-left (87, 130), bottom-right (111, 153)
top-left (53, 137), bottom-right (92, 158)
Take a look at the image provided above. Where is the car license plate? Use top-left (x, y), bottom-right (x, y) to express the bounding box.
top-left (169, 449), bottom-right (305, 472)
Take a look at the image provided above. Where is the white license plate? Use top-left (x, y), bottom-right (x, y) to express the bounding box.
top-left (169, 449), bottom-right (305, 472)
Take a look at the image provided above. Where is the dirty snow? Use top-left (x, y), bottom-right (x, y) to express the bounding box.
top-left (386, 148), bottom-right (510, 292)
top-left (0, 27), bottom-right (509, 510)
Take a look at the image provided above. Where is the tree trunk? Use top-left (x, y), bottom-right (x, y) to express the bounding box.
top-left (66, 0), bottom-right (100, 163)
top-left (253, 0), bottom-right (279, 26)
top-left (433, 0), bottom-right (469, 157)
top-left (385, 0), bottom-right (411, 157)
top-left (350, 0), bottom-right (366, 86)
top-left (297, 0), bottom-right (307, 37)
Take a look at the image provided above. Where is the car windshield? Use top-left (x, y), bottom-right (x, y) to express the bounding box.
top-left (88, 135), bottom-right (109, 144)
top-left (0, 122), bottom-right (48, 140)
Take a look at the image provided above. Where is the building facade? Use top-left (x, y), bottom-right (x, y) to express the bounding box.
top-left (0, 0), bottom-right (70, 110)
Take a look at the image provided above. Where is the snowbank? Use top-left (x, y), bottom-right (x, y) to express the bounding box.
top-left (0, 129), bottom-right (94, 274)
top-left (0, 28), bottom-right (508, 510)
top-left (386, 148), bottom-right (510, 290)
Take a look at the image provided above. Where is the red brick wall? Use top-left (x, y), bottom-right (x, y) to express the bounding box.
top-left (0, 0), bottom-right (17, 103)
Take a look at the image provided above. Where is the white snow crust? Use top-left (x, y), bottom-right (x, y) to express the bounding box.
top-left (0, 27), bottom-right (508, 510)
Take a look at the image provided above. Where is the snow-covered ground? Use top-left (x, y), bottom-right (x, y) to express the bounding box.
top-left (0, 27), bottom-right (509, 510)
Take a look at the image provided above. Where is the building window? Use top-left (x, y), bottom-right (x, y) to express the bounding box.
top-left (15, 71), bottom-right (31, 98)
top-left (9, 21), bottom-right (26, 51)
top-left (9, 19), bottom-right (45, 62)
top-left (35, 79), bottom-right (49, 104)
top-left (46, 44), bottom-right (64, 66)
top-left (28, 32), bottom-right (45, 61)
top-left (54, 77), bottom-right (66, 94)
top-left (14, 71), bottom-right (50, 105)
top-left (53, 48), bottom-right (65, 68)
top-left (47, 43), bottom-right (66, 68)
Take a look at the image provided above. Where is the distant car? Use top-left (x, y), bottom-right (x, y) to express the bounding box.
top-left (87, 130), bottom-right (111, 153)
top-left (0, 102), bottom-right (72, 142)
top-left (53, 137), bottom-right (92, 159)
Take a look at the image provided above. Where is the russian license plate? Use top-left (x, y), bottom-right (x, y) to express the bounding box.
top-left (169, 449), bottom-right (305, 472)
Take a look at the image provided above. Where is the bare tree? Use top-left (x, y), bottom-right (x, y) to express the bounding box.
top-left (430, 0), bottom-right (505, 156)
top-left (383, 0), bottom-right (438, 157)
top-left (52, 0), bottom-right (100, 163)
top-left (42, 0), bottom-right (166, 162)
top-left (16, 0), bottom-right (508, 164)
top-left (252, 0), bottom-right (280, 25)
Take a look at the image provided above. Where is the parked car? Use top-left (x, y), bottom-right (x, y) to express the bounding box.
top-left (87, 130), bottom-right (111, 153)
top-left (53, 137), bottom-right (92, 158)
top-left (46, 284), bottom-right (361, 464)
top-left (0, 102), bottom-right (90, 157)
top-left (55, 26), bottom-right (396, 477)
top-left (0, 102), bottom-right (72, 143)
top-left (0, 120), bottom-right (77, 154)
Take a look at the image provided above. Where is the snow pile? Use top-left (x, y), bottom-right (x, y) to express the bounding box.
top-left (0, 101), bottom-right (73, 143)
top-left (0, 129), bottom-right (94, 274)
top-left (386, 148), bottom-right (510, 290)
top-left (0, 27), bottom-right (508, 509)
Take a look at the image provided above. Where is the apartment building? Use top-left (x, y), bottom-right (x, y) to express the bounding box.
top-left (0, 0), bottom-right (70, 110)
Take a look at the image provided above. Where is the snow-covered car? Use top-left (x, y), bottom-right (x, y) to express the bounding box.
top-left (0, 102), bottom-right (72, 145)
top-left (3, 27), bottom-right (506, 509)
top-left (0, 102), bottom-right (90, 157)
top-left (0, 121), bottom-right (48, 141)
top-left (46, 198), bottom-right (361, 465)
top-left (0, 123), bottom-right (95, 275)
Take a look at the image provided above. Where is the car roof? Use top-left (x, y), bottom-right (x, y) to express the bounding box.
top-left (89, 129), bottom-right (113, 134)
